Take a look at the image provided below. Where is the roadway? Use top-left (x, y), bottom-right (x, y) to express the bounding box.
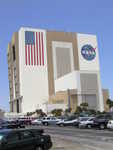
top-left (34, 126), bottom-right (113, 150)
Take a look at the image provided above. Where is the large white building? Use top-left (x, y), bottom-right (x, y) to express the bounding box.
top-left (7, 27), bottom-right (109, 114)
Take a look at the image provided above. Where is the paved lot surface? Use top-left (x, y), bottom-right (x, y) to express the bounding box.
top-left (35, 126), bottom-right (113, 150)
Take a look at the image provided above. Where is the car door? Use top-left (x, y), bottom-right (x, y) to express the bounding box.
top-left (3, 132), bottom-right (22, 150)
top-left (20, 130), bottom-right (35, 150)
top-left (64, 119), bottom-right (73, 126)
top-left (51, 117), bottom-right (57, 125)
top-left (105, 115), bottom-right (112, 124)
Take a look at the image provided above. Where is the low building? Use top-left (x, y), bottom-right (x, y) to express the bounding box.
top-left (48, 89), bottom-right (109, 113)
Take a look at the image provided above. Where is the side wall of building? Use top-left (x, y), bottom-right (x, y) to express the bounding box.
top-left (77, 34), bottom-right (104, 111)
top-left (103, 89), bottom-right (109, 112)
top-left (46, 31), bottom-right (79, 96)
top-left (47, 31), bottom-right (104, 111)
top-left (18, 28), bottom-right (49, 113)
top-left (7, 32), bottom-right (20, 113)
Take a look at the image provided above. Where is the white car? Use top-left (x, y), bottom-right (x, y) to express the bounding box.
top-left (78, 117), bottom-right (95, 129)
top-left (42, 117), bottom-right (61, 126)
top-left (31, 119), bottom-right (42, 125)
top-left (56, 117), bottom-right (78, 126)
top-left (107, 120), bottom-right (113, 130)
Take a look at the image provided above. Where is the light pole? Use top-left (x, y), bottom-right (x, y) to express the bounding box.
top-left (67, 89), bottom-right (71, 111)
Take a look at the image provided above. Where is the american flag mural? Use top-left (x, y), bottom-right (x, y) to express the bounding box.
top-left (25, 31), bottom-right (45, 66)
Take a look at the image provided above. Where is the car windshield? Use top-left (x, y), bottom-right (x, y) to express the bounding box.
top-left (80, 118), bottom-right (89, 121)
top-left (37, 119), bottom-right (41, 121)
top-left (0, 134), bottom-right (4, 141)
top-left (88, 118), bottom-right (94, 121)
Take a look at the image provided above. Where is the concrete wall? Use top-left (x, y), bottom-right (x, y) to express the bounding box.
top-left (18, 28), bottom-right (49, 113)
top-left (0, 110), bottom-right (4, 118)
top-left (55, 71), bottom-right (78, 92)
top-left (77, 34), bottom-right (104, 111)
top-left (77, 33), bottom-right (100, 71)
top-left (103, 89), bottom-right (109, 112)
top-left (7, 32), bottom-right (20, 113)
top-left (46, 31), bottom-right (79, 96)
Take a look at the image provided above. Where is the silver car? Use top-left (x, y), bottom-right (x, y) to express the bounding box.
top-left (78, 117), bottom-right (95, 129)
top-left (42, 117), bottom-right (61, 126)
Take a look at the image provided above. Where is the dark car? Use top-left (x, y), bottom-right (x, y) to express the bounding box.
top-left (1, 120), bottom-right (25, 129)
top-left (18, 118), bottom-right (32, 125)
top-left (0, 129), bottom-right (52, 150)
top-left (93, 113), bottom-right (113, 129)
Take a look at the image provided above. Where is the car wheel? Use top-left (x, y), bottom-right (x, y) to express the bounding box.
top-left (35, 146), bottom-right (43, 150)
top-left (59, 123), bottom-right (64, 127)
top-left (44, 122), bottom-right (48, 126)
top-left (100, 124), bottom-right (105, 129)
top-left (87, 124), bottom-right (92, 129)
top-left (78, 124), bottom-right (81, 129)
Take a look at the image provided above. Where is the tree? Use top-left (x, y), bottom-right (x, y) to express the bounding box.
top-left (75, 106), bottom-right (82, 114)
top-left (51, 109), bottom-right (63, 117)
top-left (96, 111), bottom-right (101, 115)
top-left (35, 109), bottom-right (46, 117)
top-left (87, 109), bottom-right (96, 115)
top-left (65, 108), bottom-right (72, 114)
top-left (36, 109), bottom-right (42, 115)
top-left (80, 102), bottom-right (89, 111)
top-left (26, 111), bottom-right (35, 116)
top-left (106, 98), bottom-right (113, 109)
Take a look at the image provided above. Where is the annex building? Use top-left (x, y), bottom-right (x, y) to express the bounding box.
top-left (7, 27), bottom-right (109, 114)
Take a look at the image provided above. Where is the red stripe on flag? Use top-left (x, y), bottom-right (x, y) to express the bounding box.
top-left (34, 44), bottom-right (36, 65)
top-left (28, 45), bottom-right (30, 65)
top-left (39, 32), bottom-right (41, 65)
top-left (31, 44), bottom-right (33, 65)
top-left (36, 32), bottom-right (38, 65)
top-left (25, 45), bottom-right (27, 65)
top-left (41, 32), bottom-right (44, 66)
top-left (33, 33), bottom-right (36, 65)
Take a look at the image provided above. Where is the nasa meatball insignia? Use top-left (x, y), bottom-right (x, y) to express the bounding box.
top-left (81, 44), bottom-right (96, 61)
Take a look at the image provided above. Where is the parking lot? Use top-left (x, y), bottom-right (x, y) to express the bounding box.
top-left (1, 114), bottom-right (113, 149)
top-left (35, 126), bottom-right (113, 150)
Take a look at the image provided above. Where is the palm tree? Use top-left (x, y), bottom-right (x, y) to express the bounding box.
top-left (80, 102), bottom-right (89, 111)
top-left (106, 98), bottom-right (113, 109)
top-left (51, 109), bottom-right (63, 117)
top-left (35, 109), bottom-right (46, 117)
top-left (75, 106), bottom-right (82, 113)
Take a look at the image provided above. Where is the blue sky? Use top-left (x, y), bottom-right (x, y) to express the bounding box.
top-left (0, 0), bottom-right (113, 111)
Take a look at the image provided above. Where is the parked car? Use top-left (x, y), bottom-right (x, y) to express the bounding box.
top-left (31, 119), bottom-right (42, 126)
top-left (18, 118), bottom-right (32, 125)
top-left (56, 116), bottom-right (78, 126)
top-left (107, 120), bottom-right (113, 130)
top-left (0, 119), bottom-right (25, 129)
top-left (78, 117), bottom-right (95, 129)
top-left (93, 113), bottom-right (113, 129)
top-left (0, 129), bottom-right (52, 150)
top-left (42, 117), bottom-right (61, 126)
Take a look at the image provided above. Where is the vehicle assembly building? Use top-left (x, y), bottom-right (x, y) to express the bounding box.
top-left (7, 27), bottom-right (109, 113)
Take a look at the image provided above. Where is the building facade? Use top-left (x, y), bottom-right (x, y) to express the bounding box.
top-left (7, 27), bottom-right (108, 113)
top-left (0, 109), bottom-right (5, 118)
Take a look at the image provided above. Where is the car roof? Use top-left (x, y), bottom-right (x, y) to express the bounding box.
top-left (0, 129), bottom-right (12, 135)
top-left (0, 128), bottom-right (43, 133)
top-left (0, 128), bottom-right (44, 136)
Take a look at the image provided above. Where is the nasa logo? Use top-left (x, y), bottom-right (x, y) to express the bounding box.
top-left (81, 44), bottom-right (96, 61)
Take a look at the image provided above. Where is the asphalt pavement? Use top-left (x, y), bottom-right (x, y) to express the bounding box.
top-left (33, 126), bottom-right (113, 150)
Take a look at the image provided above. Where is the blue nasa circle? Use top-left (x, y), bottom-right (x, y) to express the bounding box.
top-left (81, 44), bottom-right (96, 61)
